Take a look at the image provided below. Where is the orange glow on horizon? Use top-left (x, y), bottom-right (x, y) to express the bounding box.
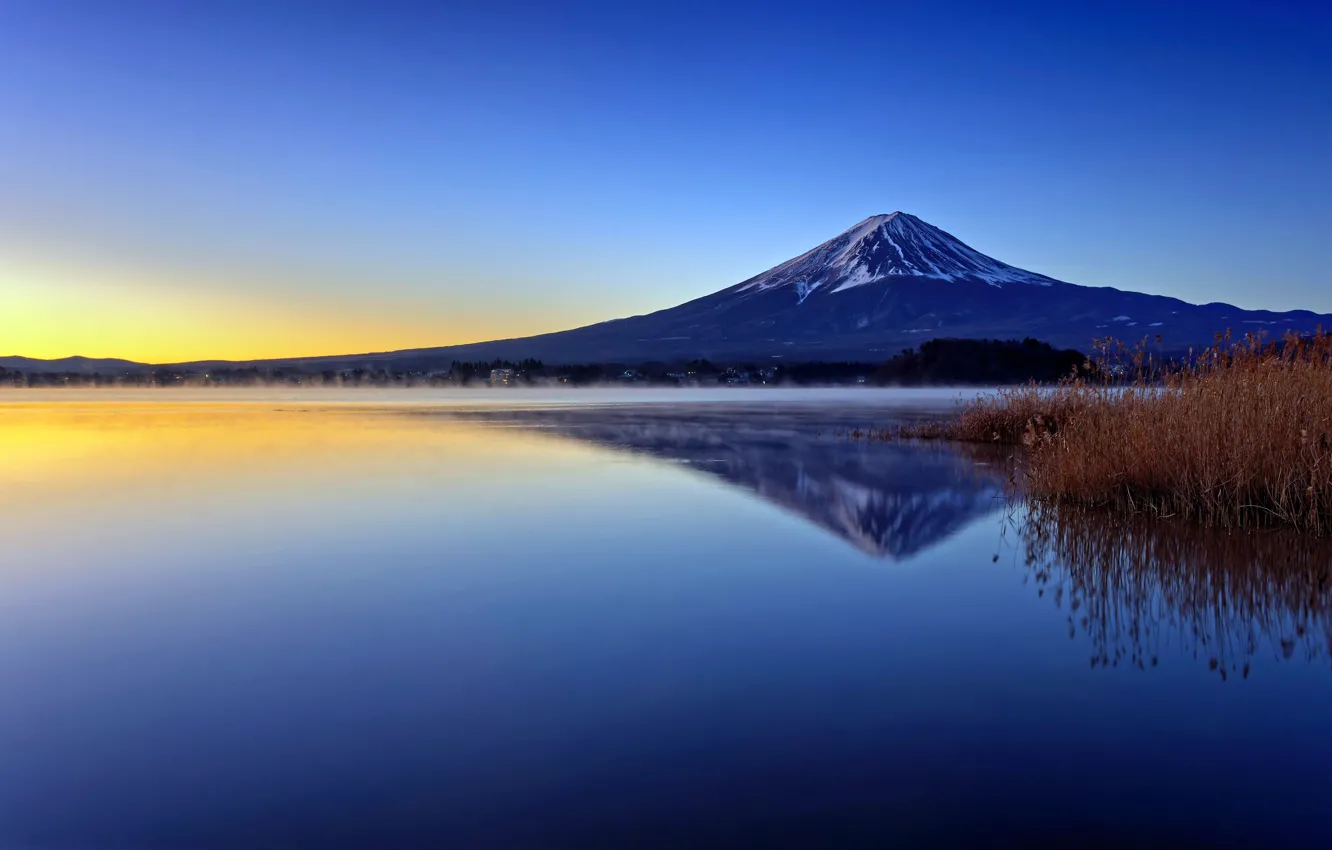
top-left (1, 258), bottom-right (593, 364)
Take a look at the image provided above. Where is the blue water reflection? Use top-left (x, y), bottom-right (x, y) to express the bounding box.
top-left (1, 401), bottom-right (1329, 848)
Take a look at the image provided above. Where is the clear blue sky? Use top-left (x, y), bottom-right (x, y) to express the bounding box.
top-left (2, 0), bottom-right (1329, 360)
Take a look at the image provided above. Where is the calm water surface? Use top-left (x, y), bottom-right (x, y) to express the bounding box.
top-left (2, 391), bottom-right (1330, 849)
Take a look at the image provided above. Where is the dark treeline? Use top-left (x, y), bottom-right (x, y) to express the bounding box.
top-left (874, 337), bottom-right (1091, 385)
top-left (1, 338), bottom-right (1090, 388)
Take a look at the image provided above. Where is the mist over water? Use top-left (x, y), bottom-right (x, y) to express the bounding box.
top-left (2, 394), bottom-right (1329, 848)
top-left (1, 385), bottom-right (991, 409)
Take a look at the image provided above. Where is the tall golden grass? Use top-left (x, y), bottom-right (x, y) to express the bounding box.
top-left (902, 331), bottom-right (1332, 533)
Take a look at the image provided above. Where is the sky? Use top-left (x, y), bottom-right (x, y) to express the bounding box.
top-left (2, 0), bottom-right (1329, 362)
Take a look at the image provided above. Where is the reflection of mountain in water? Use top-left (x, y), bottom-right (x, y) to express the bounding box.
top-left (458, 405), bottom-right (1008, 561)
top-left (1016, 503), bottom-right (1332, 678)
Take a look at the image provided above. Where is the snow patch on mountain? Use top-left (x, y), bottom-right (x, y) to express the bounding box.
top-left (737, 212), bottom-right (1059, 300)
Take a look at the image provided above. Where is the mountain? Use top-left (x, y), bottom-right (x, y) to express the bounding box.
top-left (245, 211), bottom-right (1331, 368)
top-left (11, 212), bottom-right (1330, 370)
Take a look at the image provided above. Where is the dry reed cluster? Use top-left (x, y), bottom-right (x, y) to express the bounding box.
top-left (906, 331), bottom-right (1332, 533)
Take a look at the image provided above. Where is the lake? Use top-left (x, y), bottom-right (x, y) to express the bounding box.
top-left (3, 390), bottom-right (1330, 849)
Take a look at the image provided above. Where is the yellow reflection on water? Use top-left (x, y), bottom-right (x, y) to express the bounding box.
top-left (0, 401), bottom-right (596, 517)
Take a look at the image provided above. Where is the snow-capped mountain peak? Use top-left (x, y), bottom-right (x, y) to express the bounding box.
top-left (188, 209), bottom-right (1332, 367)
top-left (736, 211), bottom-right (1058, 299)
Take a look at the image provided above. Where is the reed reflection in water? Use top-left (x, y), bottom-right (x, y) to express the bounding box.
top-left (1014, 502), bottom-right (1332, 679)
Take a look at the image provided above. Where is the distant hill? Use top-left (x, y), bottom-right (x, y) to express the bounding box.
top-left (0, 355), bottom-right (148, 375)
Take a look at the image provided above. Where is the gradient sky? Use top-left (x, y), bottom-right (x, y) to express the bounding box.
top-left (2, 0), bottom-right (1329, 362)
